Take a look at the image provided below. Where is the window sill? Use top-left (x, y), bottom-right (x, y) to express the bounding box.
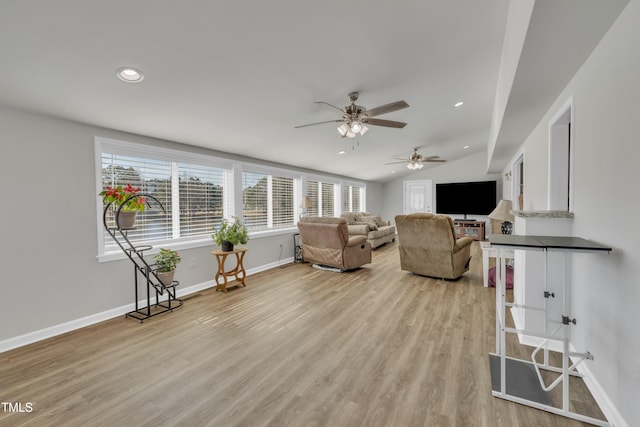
top-left (97, 237), bottom-right (215, 263)
top-left (97, 228), bottom-right (298, 263)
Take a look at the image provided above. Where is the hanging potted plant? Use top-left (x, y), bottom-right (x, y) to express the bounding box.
top-left (153, 248), bottom-right (181, 287)
top-left (99, 184), bottom-right (146, 229)
top-left (212, 216), bottom-right (249, 252)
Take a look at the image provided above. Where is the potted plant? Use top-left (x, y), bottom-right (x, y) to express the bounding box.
top-left (153, 248), bottom-right (181, 287)
top-left (99, 184), bottom-right (147, 229)
top-left (212, 216), bottom-right (248, 251)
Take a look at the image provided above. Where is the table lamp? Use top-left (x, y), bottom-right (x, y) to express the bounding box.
top-left (489, 199), bottom-right (515, 234)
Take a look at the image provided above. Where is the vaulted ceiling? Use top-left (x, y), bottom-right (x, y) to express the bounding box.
top-left (0, 1), bottom-right (629, 182)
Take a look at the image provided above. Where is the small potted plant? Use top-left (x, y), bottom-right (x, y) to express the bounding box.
top-left (153, 248), bottom-right (181, 287)
top-left (212, 216), bottom-right (249, 251)
top-left (99, 183), bottom-right (147, 229)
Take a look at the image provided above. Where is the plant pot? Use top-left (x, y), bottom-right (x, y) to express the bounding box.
top-left (156, 270), bottom-right (175, 287)
top-left (117, 210), bottom-right (137, 229)
top-left (221, 240), bottom-right (234, 252)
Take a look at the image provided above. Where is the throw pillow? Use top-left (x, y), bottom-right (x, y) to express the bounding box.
top-left (359, 215), bottom-right (378, 231)
top-left (372, 215), bottom-right (387, 227)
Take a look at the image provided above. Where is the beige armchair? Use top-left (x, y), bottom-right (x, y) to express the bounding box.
top-left (395, 213), bottom-right (473, 279)
top-left (297, 216), bottom-right (372, 271)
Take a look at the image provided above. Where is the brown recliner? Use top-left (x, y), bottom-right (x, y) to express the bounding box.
top-left (297, 216), bottom-right (372, 271)
top-left (395, 213), bottom-right (473, 279)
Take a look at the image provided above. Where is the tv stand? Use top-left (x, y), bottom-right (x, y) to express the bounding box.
top-left (453, 219), bottom-right (485, 241)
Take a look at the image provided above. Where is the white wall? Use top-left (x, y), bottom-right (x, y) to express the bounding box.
top-left (0, 107), bottom-right (381, 348)
top-left (511, 1), bottom-right (640, 424)
top-left (381, 150), bottom-right (501, 226)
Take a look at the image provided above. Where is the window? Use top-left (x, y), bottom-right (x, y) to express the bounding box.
top-left (97, 138), bottom-right (365, 260)
top-left (306, 180), bottom-right (336, 217)
top-left (101, 152), bottom-right (173, 251)
top-left (242, 171), bottom-right (295, 231)
top-left (97, 138), bottom-right (228, 258)
top-left (178, 162), bottom-right (225, 238)
top-left (343, 184), bottom-right (362, 212)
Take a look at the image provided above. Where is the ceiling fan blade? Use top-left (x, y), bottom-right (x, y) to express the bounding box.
top-left (384, 160), bottom-right (411, 165)
top-left (362, 118), bottom-right (407, 128)
top-left (363, 100), bottom-right (409, 118)
top-left (294, 119), bottom-right (344, 129)
top-left (314, 101), bottom-right (346, 114)
top-left (423, 159), bottom-right (447, 162)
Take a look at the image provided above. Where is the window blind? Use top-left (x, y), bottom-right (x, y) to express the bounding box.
top-left (306, 180), bottom-right (335, 217)
top-left (321, 182), bottom-right (335, 217)
top-left (306, 180), bottom-right (320, 216)
top-left (101, 153), bottom-right (173, 250)
top-left (342, 184), bottom-right (362, 213)
top-left (243, 172), bottom-right (294, 231)
top-left (178, 162), bottom-right (225, 239)
top-left (242, 172), bottom-right (268, 230)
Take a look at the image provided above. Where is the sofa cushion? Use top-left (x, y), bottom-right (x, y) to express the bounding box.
top-left (347, 224), bottom-right (369, 235)
top-left (358, 215), bottom-right (378, 231)
top-left (367, 228), bottom-right (388, 240)
top-left (372, 214), bottom-right (387, 227)
top-left (341, 212), bottom-right (358, 225)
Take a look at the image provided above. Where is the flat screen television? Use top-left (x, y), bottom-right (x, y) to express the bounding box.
top-left (435, 180), bottom-right (497, 218)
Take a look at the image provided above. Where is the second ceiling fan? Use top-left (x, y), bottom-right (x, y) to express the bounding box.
top-left (295, 92), bottom-right (409, 138)
top-left (386, 148), bottom-right (446, 170)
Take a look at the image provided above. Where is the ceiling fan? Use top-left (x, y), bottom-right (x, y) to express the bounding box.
top-left (386, 148), bottom-right (446, 170)
top-left (295, 91), bottom-right (409, 138)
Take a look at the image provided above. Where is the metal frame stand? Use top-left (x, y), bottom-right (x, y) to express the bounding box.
top-left (489, 234), bottom-right (611, 426)
top-left (103, 196), bottom-right (183, 322)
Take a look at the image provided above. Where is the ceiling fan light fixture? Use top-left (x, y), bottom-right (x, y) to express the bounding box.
top-left (337, 123), bottom-right (349, 137)
top-left (350, 121), bottom-right (362, 133)
top-left (407, 162), bottom-right (424, 170)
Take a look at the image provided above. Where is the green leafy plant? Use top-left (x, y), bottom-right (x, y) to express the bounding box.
top-left (99, 183), bottom-right (146, 212)
top-left (153, 248), bottom-right (181, 272)
top-left (212, 216), bottom-right (249, 246)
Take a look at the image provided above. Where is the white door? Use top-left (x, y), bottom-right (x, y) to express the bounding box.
top-left (403, 180), bottom-right (433, 214)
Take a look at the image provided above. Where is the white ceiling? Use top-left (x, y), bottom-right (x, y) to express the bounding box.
top-left (0, 1), bottom-right (629, 183)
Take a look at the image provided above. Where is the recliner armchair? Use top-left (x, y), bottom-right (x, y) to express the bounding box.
top-left (297, 216), bottom-right (372, 271)
top-left (395, 213), bottom-right (473, 279)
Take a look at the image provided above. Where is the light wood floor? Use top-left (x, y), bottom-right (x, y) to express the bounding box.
top-left (1, 241), bottom-right (605, 426)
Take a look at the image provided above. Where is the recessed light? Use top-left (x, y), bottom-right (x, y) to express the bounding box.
top-left (454, 101), bottom-right (464, 108)
top-left (338, 150), bottom-right (347, 155)
top-left (116, 67), bottom-right (144, 83)
top-left (391, 170), bottom-right (396, 173)
top-left (464, 145), bottom-right (470, 149)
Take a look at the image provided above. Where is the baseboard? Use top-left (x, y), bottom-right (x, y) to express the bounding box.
top-left (0, 257), bottom-right (294, 354)
top-left (510, 306), bottom-right (627, 426)
top-left (568, 344), bottom-right (629, 427)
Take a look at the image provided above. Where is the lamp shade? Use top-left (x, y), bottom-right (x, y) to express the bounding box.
top-left (488, 199), bottom-right (515, 222)
top-left (299, 196), bottom-right (312, 209)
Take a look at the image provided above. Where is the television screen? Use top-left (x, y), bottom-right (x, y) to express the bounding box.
top-left (435, 180), bottom-right (497, 216)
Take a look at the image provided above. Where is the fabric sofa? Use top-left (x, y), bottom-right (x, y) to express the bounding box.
top-left (340, 212), bottom-right (396, 249)
top-left (395, 213), bottom-right (473, 279)
top-left (297, 216), bottom-right (372, 271)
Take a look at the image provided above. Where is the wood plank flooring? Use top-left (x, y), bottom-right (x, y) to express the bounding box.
top-left (0, 241), bottom-right (606, 426)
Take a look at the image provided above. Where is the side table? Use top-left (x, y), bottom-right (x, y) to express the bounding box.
top-left (480, 241), bottom-right (514, 287)
top-left (293, 233), bottom-right (303, 263)
top-left (211, 248), bottom-right (247, 293)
